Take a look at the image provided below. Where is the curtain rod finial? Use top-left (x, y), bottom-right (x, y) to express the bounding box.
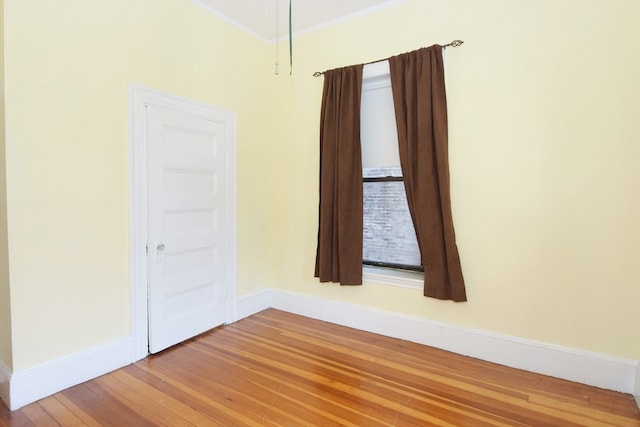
top-left (444, 40), bottom-right (464, 48)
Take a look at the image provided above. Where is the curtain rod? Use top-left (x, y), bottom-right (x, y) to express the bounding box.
top-left (312, 40), bottom-right (464, 77)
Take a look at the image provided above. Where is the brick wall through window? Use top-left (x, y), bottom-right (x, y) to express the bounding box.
top-left (363, 167), bottom-right (421, 267)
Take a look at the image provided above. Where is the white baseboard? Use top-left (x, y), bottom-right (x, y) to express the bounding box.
top-left (8, 337), bottom-right (135, 411)
top-left (269, 289), bottom-right (638, 395)
top-left (0, 360), bottom-right (10, 409)
top-left (232, 290), bottom-right (272, 323)
top-left (635, 362), bottom-right (640, 408)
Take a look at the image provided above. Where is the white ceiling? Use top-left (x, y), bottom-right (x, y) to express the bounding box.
top-left (191, 0), bottom-right (405, 43)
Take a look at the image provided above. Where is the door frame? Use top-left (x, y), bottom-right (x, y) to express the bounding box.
top-left (129, 85), bottom-right (237, 361)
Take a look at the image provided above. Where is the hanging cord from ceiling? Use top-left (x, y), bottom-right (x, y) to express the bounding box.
top-left (275, 0), bottom-right (293, 75)
top-left (289, 0), bottom-right (293, 75)
top-left (312, 40), bottom-right (464, 77)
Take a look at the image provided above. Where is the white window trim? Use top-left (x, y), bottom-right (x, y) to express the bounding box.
top-left (361, 61), bottom-right (422, 292)
top-left (363, 266), bottom-right (423, 290)
top-left (363, 60), bottom-right (391, 81)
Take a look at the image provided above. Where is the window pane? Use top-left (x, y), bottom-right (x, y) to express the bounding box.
top-left (361, 76), bottom-right (400, 170)
top-left (363, 178), bottom-right (421, 268)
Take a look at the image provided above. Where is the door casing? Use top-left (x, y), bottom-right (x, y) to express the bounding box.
top-left (129, 85), bottom-right (237, 360)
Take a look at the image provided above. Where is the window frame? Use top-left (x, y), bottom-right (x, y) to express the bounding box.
top-left (362, 175), bottom-right (424, 273)
top-left (361, 61), bottom-right (423, 290)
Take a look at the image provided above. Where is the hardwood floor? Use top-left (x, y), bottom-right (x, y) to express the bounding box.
top-left (1, 309), bottom-right (639, 426)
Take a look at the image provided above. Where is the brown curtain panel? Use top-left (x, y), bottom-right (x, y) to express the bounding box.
top-left (314, 65), bottom-right (364, 285)
top-left (389, 46), bottom-right (467, 301)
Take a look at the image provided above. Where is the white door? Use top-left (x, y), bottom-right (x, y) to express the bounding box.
top-left (146, 103), bottom-right (231, 353)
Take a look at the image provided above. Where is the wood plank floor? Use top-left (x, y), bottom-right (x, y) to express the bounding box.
top-left (1, 309), bottom-right (639, 426)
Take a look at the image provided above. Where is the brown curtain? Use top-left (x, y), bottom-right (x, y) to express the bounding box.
top-left (389, 46), bottom-right (467, 301)
top-left (314, 65), bottom-right (364, 285)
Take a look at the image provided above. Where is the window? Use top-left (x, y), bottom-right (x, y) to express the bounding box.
top-left (361, 62), bottom-right (423, 287)
top-left (316, 47), bottom-right (466, 300)
top-left (363, 167), bottom-right (422, 271)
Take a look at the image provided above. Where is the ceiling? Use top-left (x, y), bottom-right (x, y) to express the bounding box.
top-left (191, 0), bottom-right (405, 42)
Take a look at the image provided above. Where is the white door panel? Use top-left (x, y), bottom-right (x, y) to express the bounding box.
top-left (146, 104), bottom-right (230, 354)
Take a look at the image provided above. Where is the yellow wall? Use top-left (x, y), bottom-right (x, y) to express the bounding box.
top-left (0, 0), bottom-right (12, 371)
top-left (3, 0), bottom-right (272, 371)
top-left (2, 0), bottom-right (639, 376)
top-left (268, 0), bottom-right (640, 360)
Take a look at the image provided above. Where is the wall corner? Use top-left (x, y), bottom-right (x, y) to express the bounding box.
top-left (0, 360), bottom-right (10, 410)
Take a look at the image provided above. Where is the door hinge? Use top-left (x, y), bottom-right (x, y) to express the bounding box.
top-left (145, 244), bottom-right (148, 255)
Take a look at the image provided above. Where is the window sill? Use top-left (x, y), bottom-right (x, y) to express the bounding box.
top-left (363, 266), bottom-right (423, 290)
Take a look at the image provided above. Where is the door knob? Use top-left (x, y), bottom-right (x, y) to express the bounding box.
top-left (157, 244), bottom-right (166, 251)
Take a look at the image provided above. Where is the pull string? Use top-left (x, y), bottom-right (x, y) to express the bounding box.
top-left (312, 40), bottom-right (464, 77)
top-left (289, 0), bottom-right (292, 75)
top-left (275, 0), bottom-right (293, 75)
